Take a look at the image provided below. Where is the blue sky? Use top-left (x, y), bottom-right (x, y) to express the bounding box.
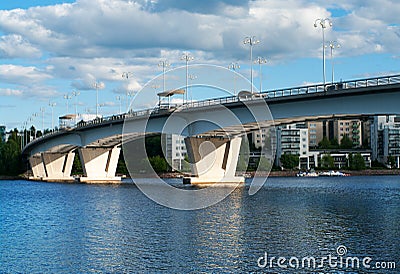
top-left (1, 0), bottom-right (400, 130)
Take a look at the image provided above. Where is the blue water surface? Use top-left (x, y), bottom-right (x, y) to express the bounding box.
top-left (1, 176), bottom-right (399, 273)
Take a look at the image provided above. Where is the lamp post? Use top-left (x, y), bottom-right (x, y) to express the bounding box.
top-left (22, 121), bottom-right (27, 147)
top-left (48, 102), bottom-right (56, 131)
top-left (158, 60), bottom-right (170, 94)
top-left (63, 93), bottom-right (72, 113)
top-left (228, 62), bottom-right (240, 96)
top-left (243, 36), bottom-right (260, 93)
top-left (188, 74), bottom-right (197, 104)
top-left (40, 107), bottom-right (45, 135)
top-left (30, 114), bottom-right (37, 139)
top-left (93, 81), bottom-right (102, 118)
top-left (327, 41), bottom-right (340, 84)
top-left (314, 18), bottom-right (333, 86)
top-left (255, 57), bottom-right (267, 93)
top-left (72, 90), bottom-right (80, 124)
top-left (127, 90), bottom-right (135, 113)
top-left (181, 52), bottom-right (194, 105)
top-left (122, 72), bottom-right (133, 111)
top-left (116, 96), bottom-right (122, 114)
top-left (152, 84), bottom-right (161, 107)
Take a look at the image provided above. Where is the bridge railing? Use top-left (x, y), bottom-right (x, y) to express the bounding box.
top-left (23, 74), bottom-right (400, 150)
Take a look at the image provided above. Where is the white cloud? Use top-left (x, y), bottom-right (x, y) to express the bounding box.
top-left (0, 0), bottom-right (400, 102)
top-left (0, 64), bottom-right (51, 85)
top-left (0, 34), bottom-right (41, 58)
top-left (0, 88), bottom-right (23, 96)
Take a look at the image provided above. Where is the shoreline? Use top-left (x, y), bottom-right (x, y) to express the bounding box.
top-left (1, 169), bottom-right (399, 181)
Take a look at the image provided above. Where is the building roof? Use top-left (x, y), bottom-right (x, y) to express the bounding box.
top-left (157, 89), bottom-right (185, 97)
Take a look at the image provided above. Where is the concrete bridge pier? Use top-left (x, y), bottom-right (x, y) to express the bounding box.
top-left (29, 152), bottom-right (75, 182)
top-left (78, 147), bottom-right (121, 183)
top-left (29, 154), bottom-right (46, 180)
top-left (183, 136), bottom-right (244, 184)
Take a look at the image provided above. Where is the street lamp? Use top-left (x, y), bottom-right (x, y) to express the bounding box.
top-left (314, 18), bottom-right (333, 86)
top-left (188, 74), bottom-right (197, 103)
top-left (151, 84), bottom-right (161, 107)
top-left (327, 41), bottom-right (340, 84)
top-left (243, 36), bottom-right (260, 93)
top-left (158, 60), bottom-right (170, 94)
top-left (255, 57), bottom-right (267, 93)
top-left (40, 107), bottom-right (45, 135)
top-left (181, 52), bottom-right (194, 105)
top-left (122, 72), bottom-right (133, 111)
top-left (116, 96), bottom-right (122, 114)
top-left (30, 114), bottom-right (37, 139)
top-left (228, 62), bottom-right (240, 96)
top-left (63, 93), bottom-right (72, 113)
top-left (48, 102), bottom-right (56, 131)
top-left (71, 90), bottom-right (80, 124)
top-left (93, 81), bottom-right (102, 118)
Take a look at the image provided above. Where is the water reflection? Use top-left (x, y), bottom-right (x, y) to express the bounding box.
top-left (1, 177), bottom-right (399, 273)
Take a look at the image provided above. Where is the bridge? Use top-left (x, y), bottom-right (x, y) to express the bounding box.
top-left (22, 74), bottom-right (400, 183)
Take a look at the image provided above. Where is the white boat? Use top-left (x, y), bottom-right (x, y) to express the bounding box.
top-left (297, 171), bottom-right (319, 177)
top-left (319, 170), bottom-right (349, 177)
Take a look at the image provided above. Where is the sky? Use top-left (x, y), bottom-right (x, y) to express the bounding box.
top-left (1, 0), bottom-right (400, 130)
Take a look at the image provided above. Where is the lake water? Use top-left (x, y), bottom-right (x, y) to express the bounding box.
top-left (1, 176), bottom-right (399, 273)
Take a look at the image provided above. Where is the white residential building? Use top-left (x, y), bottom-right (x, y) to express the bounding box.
top-left (275, 124), bottom-right (309, 167)
top-left (371, 115), bottom-right (400, 168)
top-left (163, 134), bottom-right (187, 171)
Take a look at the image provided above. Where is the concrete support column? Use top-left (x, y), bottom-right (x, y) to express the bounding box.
top-left (29, 154), bottom-right (46, 180)
top-left (78, 147), bottom-right (121, 183)
top-left (183, 136), bottom-right (244, 184)
top-left (41, 152), bottom-right (75, 181)
top-left (29, 152), bottom-right (74, 181)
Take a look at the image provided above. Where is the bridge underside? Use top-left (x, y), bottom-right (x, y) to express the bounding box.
top-left (23, 82), bottom-right (400, 183)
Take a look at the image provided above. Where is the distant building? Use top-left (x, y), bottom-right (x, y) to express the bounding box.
top-left (333, 119), bottom-right (362, 147)
top-left (300, 151), bottom-right (371, 170)
top-left (306, 121), bottom-right (324, 148)
top-left (0, 125), bottom-right (5, 142)
top-left (275, 124), bottom-right (309, 167)
top-left (163, 134), bottom-right (187, 171)
top-left (371, 115), bottom-right (400, 168)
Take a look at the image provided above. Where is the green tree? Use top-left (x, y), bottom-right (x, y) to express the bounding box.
top-left (0, 137), bottom-right (22, 176)
top-left (182, 155), bottom-right (191, 172)
top-left (348, 153), bottom-right (353, 169)
top-left (145, 134), bottom-right (163, 157)
top-left (149, 155), bottom-right (169, 173)
top-left (236, 155), bottom-right (248, 172)
top-left (351, 153), bottom-right (366, 170)
top-left (71, 153), bottom-right (83, 175)
top-left (280, 154), bottom-right (299, 169)
top-left (318, 136), bottom-right (331, 149)
top-left (257, 155), bottom-right (272, 171)
top-left (321, 154), bottom-right (335, 169)
top-left (340, 135), bottom-right (353, 149)
top-left (330, 138), bottom-right (339, 149)
top-left (387, 155), bottom-right (396, 169)
top-left (116, 150), bottom-right (128, 175)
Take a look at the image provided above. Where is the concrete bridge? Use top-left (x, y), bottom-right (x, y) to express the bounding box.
top-left (22, 74), bottom-right (400, 183)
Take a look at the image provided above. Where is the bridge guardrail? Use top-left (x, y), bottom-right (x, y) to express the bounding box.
top-left (23, 74), bottom-right (400, 150)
